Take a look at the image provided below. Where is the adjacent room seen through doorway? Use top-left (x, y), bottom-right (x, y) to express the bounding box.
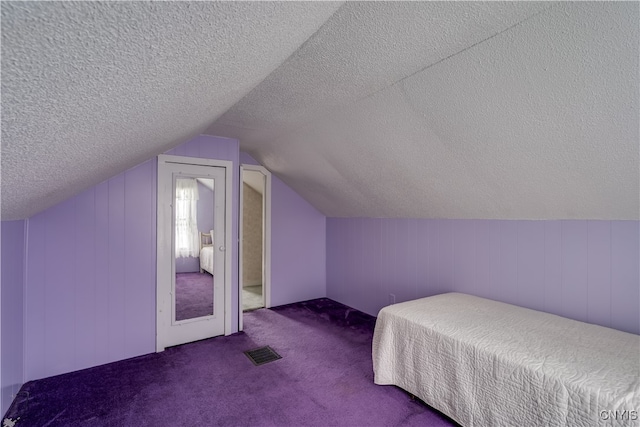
top-left (242, 169), bottom-right (266, 311)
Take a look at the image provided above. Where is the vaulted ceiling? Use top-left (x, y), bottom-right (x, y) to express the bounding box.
top-left (2, 1), bottom-right (638, 220)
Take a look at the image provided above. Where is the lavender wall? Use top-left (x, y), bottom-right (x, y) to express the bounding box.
top-left (271, 176), bottom-right (326, 306)
top-left (1, 220), bottom-right (25, 416)
top-left (327, 218), bottom-right (640, 335)
top-left (175, 180), bottom-right (215, 274)
top-left (24, 135), bottom-right (239, 382)
top-left (25, 159), bottom-right (157, 381)
top-left (240, 152), bottom-right (326, 306)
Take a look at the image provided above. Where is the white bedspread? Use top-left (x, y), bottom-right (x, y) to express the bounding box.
top-left (199, 246), bottom-right (214, 275)
top-left (373, 293), bottom-right (640, 427)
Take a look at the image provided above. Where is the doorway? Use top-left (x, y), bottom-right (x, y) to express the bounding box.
top-left (239, 164), bottom-right (271, 331)
top-left (156, 155), bottom-right (233, 351)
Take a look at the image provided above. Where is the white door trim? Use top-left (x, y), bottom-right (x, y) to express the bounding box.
top-left (239, 164), bottom-right (272, 331)
top-left (156, 154), bottom-right (233, 352)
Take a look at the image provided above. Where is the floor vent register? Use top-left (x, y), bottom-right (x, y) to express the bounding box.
top-left (244, 346), bottom-right (282, 366)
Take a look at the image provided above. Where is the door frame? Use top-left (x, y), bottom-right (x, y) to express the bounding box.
top-left (239, 164), bottom-right (272, 331)
top-left (156, 154), bottom-right (233, 352)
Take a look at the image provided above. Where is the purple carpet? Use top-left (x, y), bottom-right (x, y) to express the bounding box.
top-left (175, 272), bottom-right (214, 321)
top-left (5, 299), bottom-right (458, 427)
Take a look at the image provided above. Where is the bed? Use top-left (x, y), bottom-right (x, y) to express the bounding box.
top-left (373, 293), bottom-right (640, 427)
top-left (199, 230), bottom-right (214, 275)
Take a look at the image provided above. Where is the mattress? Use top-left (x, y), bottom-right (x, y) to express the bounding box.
top-left (199, 245), bottom-right (214, 275)
top-left (372, 293), bottom-right (640, 427)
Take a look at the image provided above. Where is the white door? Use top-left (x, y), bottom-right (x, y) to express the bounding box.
top-left (157, 155), bottom-right (230, 351)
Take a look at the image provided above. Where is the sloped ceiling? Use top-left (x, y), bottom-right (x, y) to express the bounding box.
top-left (1, 1), bottom-right (342, 220)
top-left (2, 2), bottom-right (638, 220)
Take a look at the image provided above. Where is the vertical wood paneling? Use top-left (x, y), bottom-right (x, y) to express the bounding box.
top-left (94, 181), bottom-right (111, 367)
top-left (474, 220), bottom-right (492, 299)
top-left (384, 219), bottom-right (395, 302)
top-left (415, 219), bottom-right (430, 298)
top-left (561, 220), bottom-right (588, 323)
top-left (45, 202), bottom-right (76, 377)
top-left (270, 173), bottom-right (325, 307)
top-left (24, 135), bottom-right (242, 382)
top-left (333, 219), bottom-right (345, 303)
top-left (389, 220), bottom-right (398, 301)
top-left (517, 221), bottom-right (545, 311)
top-left (185, 140), bottom-right (200, 158)
top-left (378, 220), bottom-right (389, 302)
top-left (338, 219), bottom-right (347, 301)
top-left (341, 219), bottom-right (351, 304)
top-left (74, 189), bottom-right (96, 369)
top-left (394, 219), bottom-right (411, 303)
top-left (543, 221), bottom-right (562, 315)
top-left (353, 219), bottom-right (363, 305)
top-left (355, 218), bottom-right (368, 311)
top-left (438, 220), bottom-right (454, 290)
top-left (366, 220), bottom-right (376, 307)
top-left (499, 221), bottom-right (518, 305)
top-left (199, 138), bottom-right (222, 160)
top-left (453, 220), bottom-right (476, 295)
top-left (611, 221), bottom-right (640, 334)
top-left (25, 215), bottom-right (46, 380)
top-left (357, 219), bottom-right (367, 305)
top-left (326, 218), bottom-right (339, 299)
top-left (344, 219), bottom-right (355, 305)
top-left (107, 174), bottom-right (126, 360)
top-left (425, 219), bottom-right (440, 294)
top-left (371, 218), bottom-right (383, 313)
top-left (587, 221), bottom-right (611, 328)
top-left (148, 159), bottom-right (158, 344)
top-left (355, 219), bottom-right (364, 305)
top-left (344, 220), bottom-right (354, 308)
top-left (167, 144), bottom-right (187, 157)
top-left (326, 218), bottom-right (639, 334)
top-left (1, 220), bottom-right (26, 415)
top-left (363, 219), bottom-right (376, 309)
top-left (406, 219), bottom-right (419, 301)
top-left (124, 160), bottom-right (155, 357)
top-left (487, 220), bottom-right (503, 302)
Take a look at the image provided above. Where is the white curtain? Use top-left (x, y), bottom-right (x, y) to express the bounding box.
top-left (175, 178), bottom-right (200, 258)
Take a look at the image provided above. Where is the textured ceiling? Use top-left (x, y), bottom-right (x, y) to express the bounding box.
top-left (208, 1), bottom-right (639, 219)
top-left (2, 1), bottom-right (638, 220)
top-left (1, 1), bottom-right (341, 219)
top-left (211, 1), bottom-right (551, 132)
